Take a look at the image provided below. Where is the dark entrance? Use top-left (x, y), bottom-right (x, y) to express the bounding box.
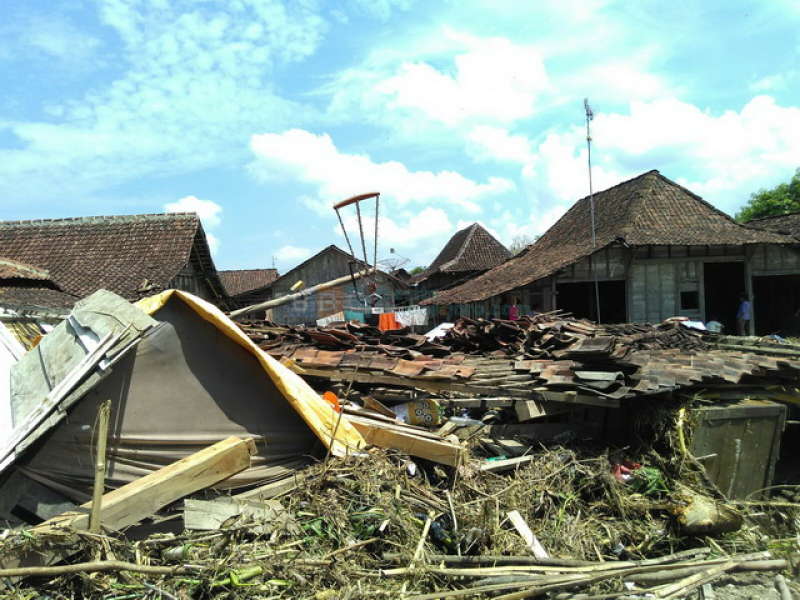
top-left (753, 274), bottom-right (800, 336)
top-left (703, 262), bottom-right (745, 334)
top-left (556, 280), bottom-right (627, 324)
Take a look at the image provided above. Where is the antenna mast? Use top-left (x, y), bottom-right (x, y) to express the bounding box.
top-left (584, 98), bottom-right (601, 323)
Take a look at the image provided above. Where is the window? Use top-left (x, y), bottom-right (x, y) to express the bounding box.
top-left (680, 290), bottom-right (699, 310)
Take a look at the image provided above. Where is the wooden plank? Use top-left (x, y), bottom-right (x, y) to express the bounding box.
top-left (184, 498), bottom-right (285, 532)
top-left (478, 456), bottom-right (534, 473)
top-left (235, 472), bottom-right (308, 501)
top-left (507, 510), bottom-right (549, 559)
top-left (515, 400), bottom-right (548, 422)
top-left (39, 436), bottom-right (256, 534)
top-left (347, 416), bottom-right (464, 467)
top-left (345, 414), bottom-right (446, 441)
top-left (2, 436), bottom-right (256, 577)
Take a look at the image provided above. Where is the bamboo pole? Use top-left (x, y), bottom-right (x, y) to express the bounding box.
top-left (0, 560), bottom-right (200, 578)
top-left (229, 268), bottom-right (376, 318)
top-left (89, 400), bottom-right (111, 533)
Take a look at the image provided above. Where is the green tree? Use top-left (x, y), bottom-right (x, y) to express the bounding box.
top-left (736, 168), bottom-right (800, 222)
top-left (409, 266), bottom-right (426, 275)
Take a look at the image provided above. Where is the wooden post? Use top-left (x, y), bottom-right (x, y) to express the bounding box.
top-left (230, 268), bottom-right (375, 318)
top-left (89, 400), bottom-right (111, 533)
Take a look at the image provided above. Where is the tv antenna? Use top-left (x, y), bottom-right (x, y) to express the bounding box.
top-left (377, 248), bottom-right (410, 273)
top-left (584, 98), bottom-right (601, 323)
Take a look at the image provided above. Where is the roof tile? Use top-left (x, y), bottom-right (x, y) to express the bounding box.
top-left (425, 171), bottom-right (795, 304)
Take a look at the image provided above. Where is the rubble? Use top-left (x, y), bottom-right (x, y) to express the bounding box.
top-left (0, 293), bottom-right (797, 596)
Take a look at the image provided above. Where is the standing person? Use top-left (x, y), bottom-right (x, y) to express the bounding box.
top-left (736, 294), bottom-right (752, 336)
top-left (508, 297), bottom-right (520, 321)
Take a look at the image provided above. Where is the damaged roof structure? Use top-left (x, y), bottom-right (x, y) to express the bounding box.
top-left (0, 213), bottom-right (229, 312)
top-left (424, 171), bottom-right (800, 336)
top-left (1, 289), bottom-right (365, 515)
top-left (0, 257), bottom-right (77, 317)
top-left (413, 222), bottom-right (511, 293)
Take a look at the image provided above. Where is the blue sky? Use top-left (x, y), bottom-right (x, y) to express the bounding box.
top-left (2, 1), bottom-right (799, 272)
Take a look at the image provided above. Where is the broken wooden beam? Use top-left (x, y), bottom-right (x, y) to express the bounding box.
top-left (39, 436), bottom-right (257, 534)
top-left (1, 436), bottom-right (256, 576)
top-left (507, 510), bottom-right (549, 559)
top-left (347, 415), bottom-right (464, 466)
top-left (478, 456), bottom-right (534, 473)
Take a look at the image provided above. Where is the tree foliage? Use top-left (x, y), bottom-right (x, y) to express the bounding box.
top-left (736, 168), bottom-right (800, 222)
top-left (409, 265), bottom-right (426, 275)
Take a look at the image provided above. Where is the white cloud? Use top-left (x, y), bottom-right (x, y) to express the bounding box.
top-left (467, 126), bottom-right (535, 165)
top-left (164, 195), bottom-right (223, 253)
top-left (249, 129), bottom-right (514, 212)
top-left (275, 245), bottom-right (313, 262)
top-left (0, 0), bottom-right (328, 205)
top-left (375, 31), bottom-right (550, 125)
top-left (338, 207), bottom-right (453, 249)
top-left (164, 195), bottom-right (223, 227)
top-left (205, 232), bottom-right (221, 254)
top-left (512, 95), bottom-right (800, 216)
top-left (566, 62), bottom-right (674, 103)
top-left (749, 71), bottom-right (795, 92)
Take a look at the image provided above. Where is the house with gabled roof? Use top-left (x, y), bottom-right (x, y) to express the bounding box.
top-left (424, 171), bottom-right (800, 335)
top-left (0, 213), bottom-right (228, 311)
top-left (219, 268), bottom-right (279, 311)
top-left (268, 245), bottom-right (406, 326)
top-left (413, 223), bottom-right (511, 293)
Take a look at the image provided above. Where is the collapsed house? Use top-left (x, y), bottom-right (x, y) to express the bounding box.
top-left (0, 213), bottom-right (229, 313)
top-left (411, 222), bottom-right (511, 296)
top-left (243, 313), bottom-right (800, 500)
top-left (0, 289), bottom-right (798, 595)
top-left (0, 289), bottom-right (364, 522)
top-left (423, 171), bottom-right (800, 336)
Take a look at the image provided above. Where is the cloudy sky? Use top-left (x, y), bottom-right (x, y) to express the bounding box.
top-left (2, 1), bottom-right (799, 272)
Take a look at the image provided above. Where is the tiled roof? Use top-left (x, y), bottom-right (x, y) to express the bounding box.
top-left (219, 268), bottom-right (279, 296)
top-left (745, 211), bottom-right (800, 239)
top-left (415, 223), bottom-right (510, 283)
top-left (425, 170), bottom-right (795, 305)
top-left (0, 213), bottom-right (226, 304)
top-left (0, 286), bottom-right (78, 312)
top-left (0, 258), bottom-right (51, 281)
top-left (0, 256), bottom-right (77, 311)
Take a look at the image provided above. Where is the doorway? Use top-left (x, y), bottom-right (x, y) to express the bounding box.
top-left (752, 274), bottom-right (800, 336)
top-left (703, 262), bottom-right (745, 334)
top-left (556, 280), bottom-right (627, 323)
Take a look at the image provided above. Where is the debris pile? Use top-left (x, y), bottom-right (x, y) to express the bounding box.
top-left (2, 441), bottom-right (797, 598)
top-left (239, 315), bottom-right (800, 405)
top-left (0, 292), bottom-right (797, 597)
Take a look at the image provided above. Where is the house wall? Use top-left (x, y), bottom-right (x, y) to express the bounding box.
top-left (446, 243), bottom-right (800, 331)
top-left (169, 262), bottom-right (215, 302)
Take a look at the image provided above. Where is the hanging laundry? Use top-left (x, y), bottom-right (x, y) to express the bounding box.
top-left (395, 307), bottom-right (428, 327)
top-left (378, 312), bottom-right (402, 331)
top-left (316, 311), bottom-right (345, 327)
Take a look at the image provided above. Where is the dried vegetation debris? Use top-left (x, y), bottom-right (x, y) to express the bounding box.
top-left (3, 427), bottom-right (798, 598)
